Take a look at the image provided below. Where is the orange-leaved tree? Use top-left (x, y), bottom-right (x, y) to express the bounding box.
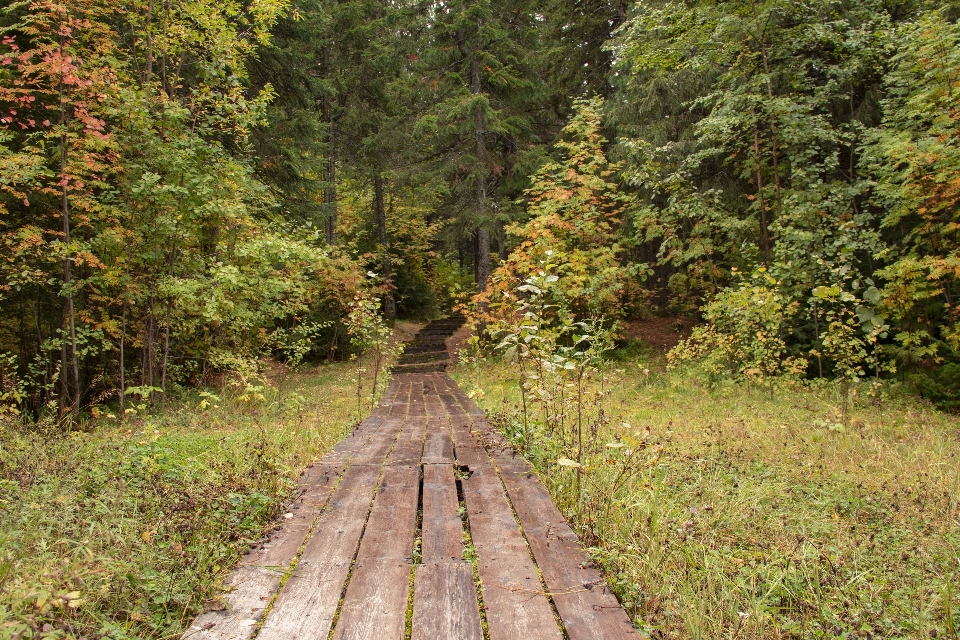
top-left (1, 0), bottom-right (120, 417)
top-left (476, 96), bottom-right (641, 332)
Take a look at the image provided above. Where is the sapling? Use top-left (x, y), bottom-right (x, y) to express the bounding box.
top-left (345, 293), bottom-right (393, 417)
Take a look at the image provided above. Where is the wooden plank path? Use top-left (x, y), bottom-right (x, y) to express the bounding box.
top-left (184, 338), bottom-right (636, 640)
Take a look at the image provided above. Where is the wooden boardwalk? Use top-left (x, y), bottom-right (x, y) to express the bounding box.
top-left (184, 337), bottom-right (636, 639)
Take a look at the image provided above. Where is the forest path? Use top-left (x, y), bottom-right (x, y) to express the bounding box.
top-left (184, 323), bottom-right (636, 640)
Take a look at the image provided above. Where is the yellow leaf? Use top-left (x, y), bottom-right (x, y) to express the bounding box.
top-left (141, 531), bottom-right (151, 543)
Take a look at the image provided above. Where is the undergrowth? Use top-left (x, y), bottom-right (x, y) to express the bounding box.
top-left (453, 344), bottom-right (960, 639)
top-left (0, 361), bottom-right (361, 640)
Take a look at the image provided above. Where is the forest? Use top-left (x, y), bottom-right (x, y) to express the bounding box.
top-left (1, 0), bottom-right (959, 638)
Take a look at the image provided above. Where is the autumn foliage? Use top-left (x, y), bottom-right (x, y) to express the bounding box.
top-left (477, 97), bottom-right (644, 332)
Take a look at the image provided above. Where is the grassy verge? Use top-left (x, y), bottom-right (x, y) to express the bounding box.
top-left (452, 345), bottom-right (960, 639)
top-left (0, 361), bottom-right (366, 640)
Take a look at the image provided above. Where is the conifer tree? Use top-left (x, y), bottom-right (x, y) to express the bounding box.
top-left (415, 0), bottom-right (549, 293)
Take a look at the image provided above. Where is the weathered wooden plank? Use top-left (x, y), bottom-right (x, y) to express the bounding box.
top-left (299, 461), bottom-right (348, 489)
top-left (331, 559), bottom-right (412, 640)
top-left (351, 419), bottom-right (404, 466)
top-left (256, 464), bottom-right (382, 640)
top-left (406, 380), bottom-right (426, 418)
top-left (444, 377), bottom-right (638, 639)
top-left (436, 375), bottom-right (484, 417)
top-left (493, 451), bottom-right (638, 639)
top-left (450, 438), bottom-right (489, 471)
top-left (421, 464), bottom-right (457, 518)
top-left (183, 361), bottom-right (407, 640)
top-left (186, 344), bottom-right (636, 640)
top-left (332, 466), bottom-right (420, 639)
top-left (182, 566), bottom-right (286, 640)
top-left (437, 393), bottom-right (466, 418)
top-left (421, 464), bottom-right (463, 562)
top-left (455, 452), bottom-right (564, 640)
top-left (421, 515), bottom-right (464, 563)
top-left (368, 377), bottom-right (401, 417)
top-left (331, 378), bottom-right (406, 457)
top-left (411, 563), bottom-right (483, 640)
top-left (421, 423), bottom-right (453, 464)
top-left (181, 458), bottom-right (346, 640)
top-left (387, 420), bottom-right (425, 466)
top-left (355, 465), bottom-right (419, 560)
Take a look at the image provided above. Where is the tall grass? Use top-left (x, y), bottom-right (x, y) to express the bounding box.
top-left (0, 362), bottom-right (360, 640)
top-left (453, 347), bottom-right (960, 639)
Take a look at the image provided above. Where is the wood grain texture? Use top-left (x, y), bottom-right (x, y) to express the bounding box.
top-left (421, 464), bottom-right (463, 562)
top-left (182, 566), bottom-right (288, 640)
top-left (255, 379), bottom-right (410, 640)
top-left (186, 361), bottom-right (637, 640)
top-left (387, 419), bottom-right (425, 466)
top-left (330, 466), bottom-right (418, 638)
top-left (355, 465), bottom-right (419, 560)
top-left (411, 563), bottom-right (483, 640)
top-left (256, 464), bottom-right (381, 640)
top-left (350, 420), bottom-right (403, 466)
top-left (331, 560), bottom-right (413, 640)
top-left (421, 423), bottom-right (453, 464)
top-left (421, 463), bottom-right (457, 518)
top-left (493, 450), bottom-right (637, 639)
top-left (454, 442), bottom-right (564, 640)
top-left (421, 515), bottom-right (464, 563)
top-left (182, 461), bottom-right (347, 640)
top-left (442, 375), bottom-right (637, 639)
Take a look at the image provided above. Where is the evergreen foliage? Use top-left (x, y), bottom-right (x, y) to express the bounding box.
top-left (4, 0), bottom-right (960, 419)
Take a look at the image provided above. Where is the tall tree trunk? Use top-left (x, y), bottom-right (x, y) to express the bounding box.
top-left (322, 47), bottom-right (337, 245)
top-left (325, 117), bottom-right (337, 244)
top-left (471, 52), bottom-right (491, 293)
top-left (59, 35), bottom-right (80, 419)
top-left (161, 247), bottom-right (177, 404)
top-left (473, 231), bottom-right (480, 286)
top-left (751, 0), bottom-right (783, 224)
top-left (144, 0), bottom-right (154, 86)
top-left (119, 299), bottom-right (126, 420)
top-left (373, 174), bottom-right (396, 321)
top-left (161, 302), bottom-right (170, 404)
top-left (753, 126), bottom-right (772, 265)
top-left (146, 292), bottom-right (156, 397)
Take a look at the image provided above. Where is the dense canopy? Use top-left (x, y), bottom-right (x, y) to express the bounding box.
top-left (2, 0), bottom-right (960, 416)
